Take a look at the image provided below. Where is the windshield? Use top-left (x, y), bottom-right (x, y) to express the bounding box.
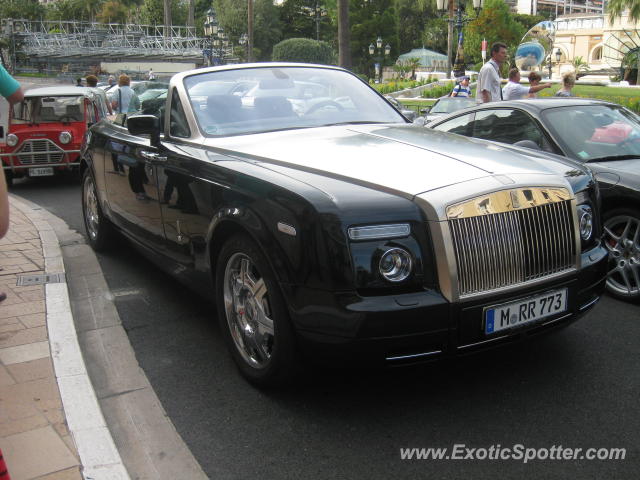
top-left (431, 98), bottom-right (475, 114)
top-left (542, 104), bottom-right (640, 161)
top-left (12, 96), bottom-right (85, 124)
top-left (183, 66), bottom-right (406, 136)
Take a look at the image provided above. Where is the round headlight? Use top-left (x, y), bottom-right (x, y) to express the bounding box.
top-left (379, 247), bottom-right (412, 283)
top-left (6, 134), bottom-right (18, 147)
top-left (59, 131), bottom-right (72, 144)
top-left (578, 205), bottom-right (593, 241)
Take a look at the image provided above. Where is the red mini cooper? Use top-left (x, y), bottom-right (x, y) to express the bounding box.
top-left (1, 86), bottom-right (109, 185)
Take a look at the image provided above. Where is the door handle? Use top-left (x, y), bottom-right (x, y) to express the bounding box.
top-left (140, 151), bottom-right (167, 163)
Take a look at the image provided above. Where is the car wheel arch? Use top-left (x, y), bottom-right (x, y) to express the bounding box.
top-left (207, 215), bottom-right (294, 294)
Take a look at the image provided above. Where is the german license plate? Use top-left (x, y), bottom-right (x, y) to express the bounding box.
top-left (29, 167), bottom-right (54, 177)
top-left (485, 288), bottom-right (568, 335)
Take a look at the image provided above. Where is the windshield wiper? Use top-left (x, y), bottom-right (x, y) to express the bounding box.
top-left (587, 154), bottom-right (640, 162)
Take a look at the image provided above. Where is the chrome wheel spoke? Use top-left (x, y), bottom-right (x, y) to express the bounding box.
top-left (604, 225), bottom-right (621, 243)
top-left (223, 251), bottom-right (274, 369)
top-left (605, 214), bottom-right (640, 298)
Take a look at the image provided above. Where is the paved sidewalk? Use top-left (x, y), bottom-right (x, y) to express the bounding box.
top-left (0, 197), bottom-right (128, 480)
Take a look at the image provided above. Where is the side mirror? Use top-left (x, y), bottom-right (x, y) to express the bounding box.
top-left (420, 107), bottom-right (431, 114)
top-left (402, 110), bottom-right (416, 121)
top-left (127, 114), bottom-right (161, 146)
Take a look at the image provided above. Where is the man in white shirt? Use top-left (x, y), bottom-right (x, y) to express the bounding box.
top-left (476, 42), bottom-right (507, 103)
top-left (502, 68), bottom-right (551, 100)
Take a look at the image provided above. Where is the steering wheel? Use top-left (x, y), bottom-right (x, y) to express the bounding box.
top-left (306, 100), bottom-right (344, 115)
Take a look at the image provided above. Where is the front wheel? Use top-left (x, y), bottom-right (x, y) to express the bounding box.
top-left (82, 168), bottom-right (114, 251)
top-left (216, 234), bottom-right (299, 387)
top-left (603, 208), bottom-right (640, 303)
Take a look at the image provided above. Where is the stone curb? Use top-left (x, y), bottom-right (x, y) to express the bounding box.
top-left (9, 195), bottom-right (131, 480)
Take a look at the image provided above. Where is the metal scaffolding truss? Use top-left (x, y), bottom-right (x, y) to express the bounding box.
top-left (2, 19), bottom-right (208, 61)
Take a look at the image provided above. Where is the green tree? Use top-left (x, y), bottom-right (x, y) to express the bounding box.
top-left (1, 0), bottom-right (46, 20)
top-left (572, 56), bottom-right (590, 77)
top-left (465, 0), bottom-right (525, 68)
top-left (607, 0), bottom-right (640, 23)
top-left (254, 0), bottom-right (282, 60)
top-left (279, 0), bottom-right (324, 41)
top-left (140, 0), bottom-right (186, 26)
top-left (512, 13), bottom-right (546, 33)
top-left (349, 0), bottom-right (396, 77)
top-left (97, 0), bottom-right (128, 23)
top-left (271, 37), bottom-right (334, 63)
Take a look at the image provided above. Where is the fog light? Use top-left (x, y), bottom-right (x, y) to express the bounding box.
top-left (578, 205), bottom-right (593, 241)
top-left (59, 131), bottom-right (72, 144)
top-left (379, 247), bottom-right (412, 283)
top-left (6, 134), bottom-right (18, 147)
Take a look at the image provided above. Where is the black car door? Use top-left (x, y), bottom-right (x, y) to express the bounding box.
top-left (103, 114), bottom-right (164, 248)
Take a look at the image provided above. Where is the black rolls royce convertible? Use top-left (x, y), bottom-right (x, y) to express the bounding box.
top-left (81, 64), bottom-right (608, 387)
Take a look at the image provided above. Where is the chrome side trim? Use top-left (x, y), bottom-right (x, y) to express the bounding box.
top-left (386, 350), bottom-right (442, 361)
top-left (541, 312), bottom-right (573, 326)
top-left (579, 296), bottom-right (600, 311)
top-left (277, 222), bottom-right (297, 236)
top-left (457, 335), bottom-right (509, 350)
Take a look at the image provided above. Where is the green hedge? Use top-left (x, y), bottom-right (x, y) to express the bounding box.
top-left (421, 82), bottom-right (455, 99)
top-left (370, 79), bottom-right (430, 94)
top-left (271, 38), bottom-right (335, 65)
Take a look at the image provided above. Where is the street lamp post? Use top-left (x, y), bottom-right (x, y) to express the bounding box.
top-left (368, 36), bottom-right (391, 84)
top-left (204, 8), bottom-right (219, 66)
top-left (555, 48), bottom-right (562, 79)
top-left (239, 33), bottom-right (248, 62)
top-left (436, 0), bottom-right (483, 79)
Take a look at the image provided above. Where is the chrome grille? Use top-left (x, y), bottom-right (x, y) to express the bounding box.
top-left (16, 140), bottom-right (64, 165)
top-left (449, 200), bottom-right (576, 297)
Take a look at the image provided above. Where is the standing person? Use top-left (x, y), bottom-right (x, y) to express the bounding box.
top-left (0, 63), bottom-right (25, 303)
top-left (75, 77), bottom-right (83, 87)
top-left (450, 76), bottom-right (471, 97)
top-left (148, 68), bottom-right (155, 80)
top-left (555, 72), bottom-right (576, 97)
top-left (109, 74), bottom-right (140, 114)
top-left (476, 42), bottom-right (508, 103)
top-left (85, 74), bottom-right (113, 115)
top-left (527, 72), bottom-right (542, 98)
top-left (502, 68), bottom-right (551, 100)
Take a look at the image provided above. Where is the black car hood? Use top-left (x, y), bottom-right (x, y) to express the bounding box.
top-left (205, 124), bottom-right (581, 197)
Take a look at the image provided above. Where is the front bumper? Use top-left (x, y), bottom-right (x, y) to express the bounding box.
top-left (1, 150), bottom-right (81, 172)
top-left (284, 244), bottom-right (608, 365)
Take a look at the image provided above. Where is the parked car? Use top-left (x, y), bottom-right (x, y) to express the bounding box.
top-left (428, 98), bottom-right (640, 302)
top-left (384, 95), bottom-right (417, 121)
top-left (81, 64), bottom-right (608, 387)
top-left (420, 96), bottom-right (476, 123)
top-left (0, 87), bottom-right (110, 185)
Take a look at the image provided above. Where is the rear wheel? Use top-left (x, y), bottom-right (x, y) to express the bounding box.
top-left (603, 208), bottom-right (640, 303)
top-left (82, 168), bottom-right (114, 251)
top-left (216, 234), bottom-right (299, 387)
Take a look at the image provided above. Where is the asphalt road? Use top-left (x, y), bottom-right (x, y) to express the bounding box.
top-left (10, 175), bottom-right (640, 480)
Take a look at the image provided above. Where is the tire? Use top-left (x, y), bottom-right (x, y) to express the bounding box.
top-left (215, 234), bottom-right (299, 387)
top-left (82, 168), bottom-right (114, 251)
top-left (4, 171), bottom-right (13, 188)
top-left (603, 208), bottom-right (640, 303)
